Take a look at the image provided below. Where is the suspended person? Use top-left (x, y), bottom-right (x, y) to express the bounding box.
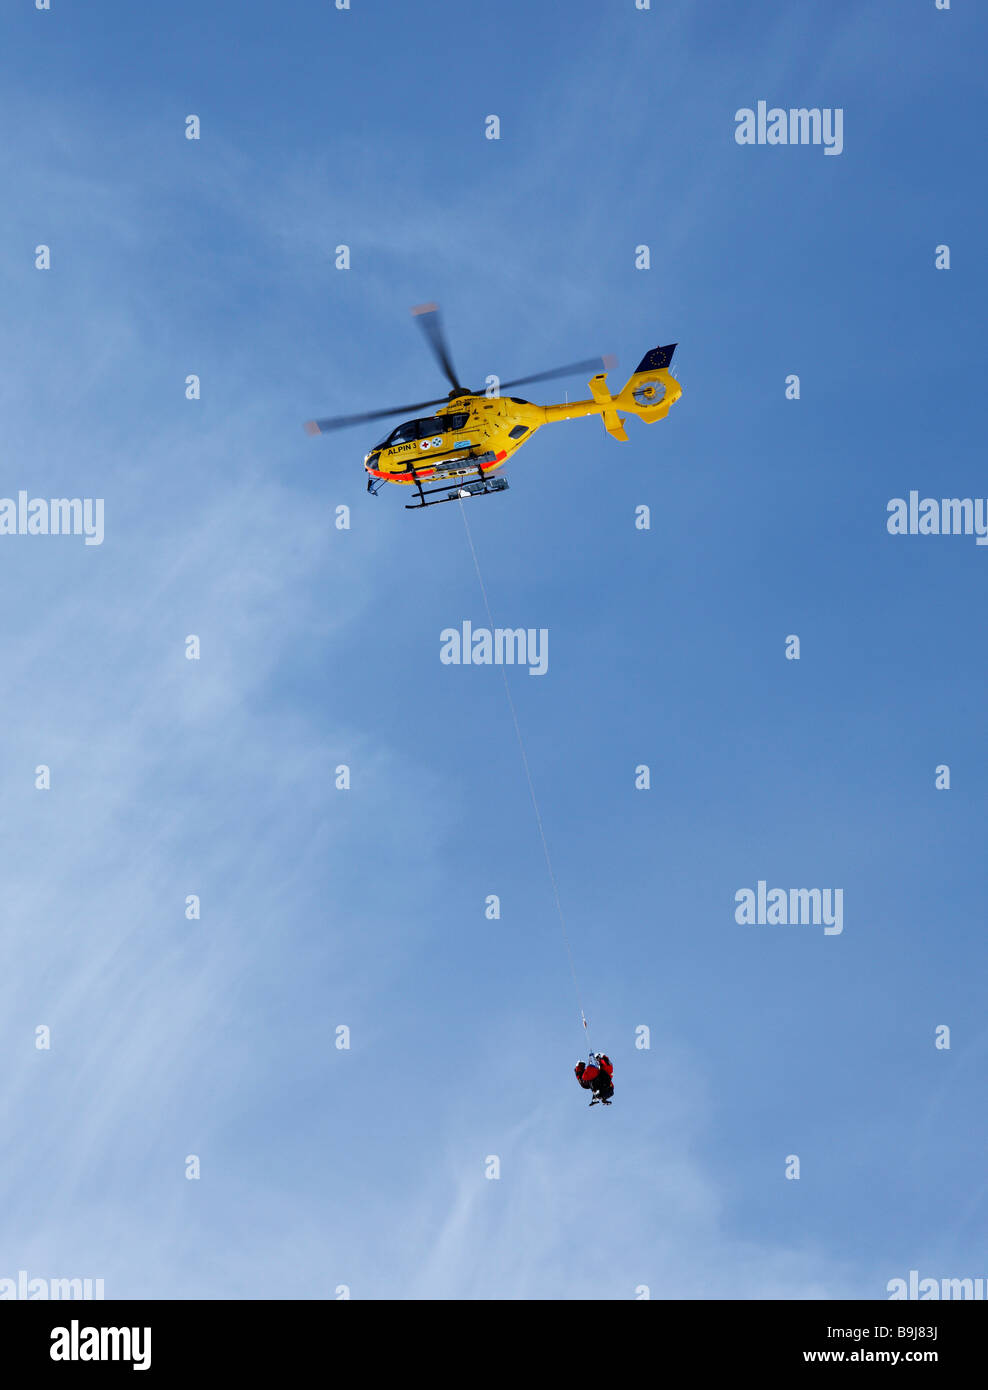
top-left (574, 1051), bottom-right (614, 1105)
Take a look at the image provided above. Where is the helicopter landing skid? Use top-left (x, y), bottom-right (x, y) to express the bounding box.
top-left (405, 476), bottom-right (509, 510)
top-left (404, 453), bottom-right (508, 510)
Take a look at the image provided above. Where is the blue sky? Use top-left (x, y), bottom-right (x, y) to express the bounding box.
top-left (1, 0), bottom-right (985, 1299)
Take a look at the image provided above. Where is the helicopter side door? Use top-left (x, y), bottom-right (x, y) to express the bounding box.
top-left (438, 411), bottom-right (477, 453)
top-left (411, 416), bottom-right (448, 459)
top-left (421, 411), bottom-right (488, 477)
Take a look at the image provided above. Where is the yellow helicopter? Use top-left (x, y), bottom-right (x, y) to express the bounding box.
top-left (305, 304), bottom-right (682, 510)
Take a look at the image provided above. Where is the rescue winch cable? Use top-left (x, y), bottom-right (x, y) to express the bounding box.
top-left (457, 498), bottom-right (591, 1047)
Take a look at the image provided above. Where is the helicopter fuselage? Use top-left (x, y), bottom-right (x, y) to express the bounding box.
top-left (364, 395), bottom-right (536, 487)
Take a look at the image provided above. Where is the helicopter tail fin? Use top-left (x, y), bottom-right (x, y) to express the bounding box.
top-left (601, 408), bottom-right (629, 442)
top-left (611, 343), bottom-right (682, 423)
top-left (587, 372), bottom-right (630, 441)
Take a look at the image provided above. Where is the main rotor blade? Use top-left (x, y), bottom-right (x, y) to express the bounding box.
top-left (498, 355), bottom-right (617, 393)
top-left (411, 302), bottom-right (462, 392)
top-left (304, 396), bottom-right (450, 436)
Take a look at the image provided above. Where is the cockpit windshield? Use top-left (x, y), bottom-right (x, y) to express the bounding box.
top-left (375, 412), bottom-right (471, 449)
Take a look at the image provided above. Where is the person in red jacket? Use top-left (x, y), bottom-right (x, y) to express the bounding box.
top-left (574, 1051), bottom-right (614, 1105)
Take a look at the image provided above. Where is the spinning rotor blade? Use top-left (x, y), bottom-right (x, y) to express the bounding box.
top-left (498, 355), bottom-right (617, 393)
top-left (304, 324), bottom-right (618, 436)
top-left (304, 396), bottom-right (450, 436)
top-left (411, 302), bottom-right (463, 392)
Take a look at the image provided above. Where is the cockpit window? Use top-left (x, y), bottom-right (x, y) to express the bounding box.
top-left (384, 421), bottom-right (420, 446)
top-left (379, 413), bottom-right (471, 447)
